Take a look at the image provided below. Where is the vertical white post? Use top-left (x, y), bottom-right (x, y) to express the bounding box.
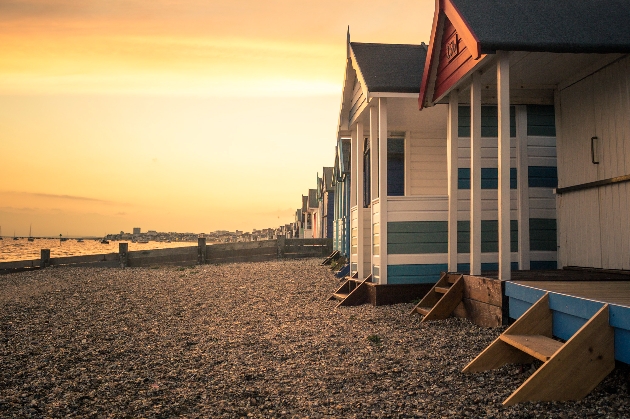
top-left (378, 98), bottom-right (388, 284)
top-left (447, 91), bottom-right (459, 272)
top-left (370, 105), bottom-right (379, 277)
top-left (497, 51), bottom-right (511, 280)
top-left (356, 122), bottom-right (365, 279)
top-left (350, 131), bottom-right (357, 208)
top-left (516, 105), bottom-right (530, 270)
top-left (470, 72), bottom-right (482, 276)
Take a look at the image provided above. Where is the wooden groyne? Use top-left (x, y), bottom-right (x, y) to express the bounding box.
top-left (0, 238), bottom-right (332, 274)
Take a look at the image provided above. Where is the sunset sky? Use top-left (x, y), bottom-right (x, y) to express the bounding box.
top-left (0, 0), bottom-right (434, 237)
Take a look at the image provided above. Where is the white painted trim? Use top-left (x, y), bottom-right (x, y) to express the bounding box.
top-left (470, 72), bottom-right (482, 276)
top-left (497, 51), bottom-right (511, 280)
top-left (457, 252), bottom-right (520, 264)
top-left (369, 105), bottom-right (379, 278)
top-left (356, 122), bottom-right (365, 279)
top-left (369, 92), bottom-right (420, 98)
top-left (447, 91), bottom-right (459, 272)
top-left (516, 105), bottom-right (531, 270)
top-left (378, 98), bottom-right (388, 284)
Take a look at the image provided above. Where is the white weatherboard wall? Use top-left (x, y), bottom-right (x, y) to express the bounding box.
top-left (557, 55), bottom-right (630, 270)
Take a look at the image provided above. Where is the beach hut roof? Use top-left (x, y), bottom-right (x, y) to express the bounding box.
top-left (451, 0), bottom-right (630, 54)
top-left (350, 42), bottom-right (427, 93)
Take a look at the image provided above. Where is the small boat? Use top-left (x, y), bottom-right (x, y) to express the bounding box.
top-left (27, 224), bottom-right (34, 241)
top-left (0, 226), bottom-right (3, 240)
top-left (101, 239), bottom-right (109, 244)
top-left (77, 238), bottom-right (84, 243)
top-left (13, 231), bottom-right (18, 240)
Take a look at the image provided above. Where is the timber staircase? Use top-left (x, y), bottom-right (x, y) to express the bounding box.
top-left (463, 293), bottom-right (615, 406)
top-left (409, 272), bottom-right (464, 321)
top-left (329, 274), bottom-right (372, 308)
top-left (321, 250), bottom-right (340, 266)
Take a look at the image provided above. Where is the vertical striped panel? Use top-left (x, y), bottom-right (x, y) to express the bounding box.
top-left (387, 263), bottom-right (447, 284)
top-left (527, 105), bottom-right (556, 137)
top-left (529, 218), bottom-right (557, 252)
top-left (459, 105), bottom-right (516, 137)
top-left (458, 168), bottom-right (517, 189)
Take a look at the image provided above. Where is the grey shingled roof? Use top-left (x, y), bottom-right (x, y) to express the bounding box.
top-left (308, 189), bottom-right (318, 208)
top-left (351, 42), bottom-right (427, 93)
top-left (453, 0), bottom-right (630, 53)
top-left (322, 167), bottom-right (334, 191)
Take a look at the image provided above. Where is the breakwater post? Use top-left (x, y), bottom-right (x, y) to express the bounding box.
top-left (41, 249), bottom-right (50, 268)
top-left (277, 236), bottom-right (285, 259)
top-left (197, 237), bottom-right (207, 264)
top-left (119, 243), bottom-right (128, 268)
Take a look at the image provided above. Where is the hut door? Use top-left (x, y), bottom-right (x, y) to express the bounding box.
top-left (558, 76), bottom-right (602, 268)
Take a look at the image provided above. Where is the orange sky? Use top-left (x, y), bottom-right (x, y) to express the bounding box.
top-left (0, 0), bottom-right (435, 237)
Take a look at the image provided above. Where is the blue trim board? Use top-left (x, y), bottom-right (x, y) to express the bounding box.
top-left (387, 264), bottom-right (447, 285)
top-left (505, 282), bottom-right (630, 364)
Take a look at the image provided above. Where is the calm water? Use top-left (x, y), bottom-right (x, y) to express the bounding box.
top-left (0, 238), bottom-right (196, 262)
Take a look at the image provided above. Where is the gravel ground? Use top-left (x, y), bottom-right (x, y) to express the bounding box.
top-left (0, 259), bottom-right (629, 418)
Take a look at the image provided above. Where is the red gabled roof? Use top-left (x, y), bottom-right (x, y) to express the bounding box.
top-left (418, 0), bottom-right (482, 110)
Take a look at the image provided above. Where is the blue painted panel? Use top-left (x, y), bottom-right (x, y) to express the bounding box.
top-left (505, 282), bottom-right (546, 304)
top-left (456, 262), bottom-right (519, 273)
top-left (530, 261), bottom-right (557, 270)
top-left (528, 166), bottom-right (558, 188)
top-left (458, 105), bottom-right (516, 137)
top-left (614, 329), bottom-right (630, 364)
top-left (509, 298), bottom-right (534, 320)
top-left (458, 168), bottom-right (517, 190)
top-left (552, 311), bottom-right (587, 341)
top-left (387, 263), bottom-right (447, 285)
top-left (548, 293), bottom-right (604, 320)
top-left (609, 305), bottom-right (630, 330)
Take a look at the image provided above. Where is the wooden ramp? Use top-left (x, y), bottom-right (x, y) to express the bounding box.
top-left (321, 250), bottom-right (340, 266)
top-left (329, 274), bottom-right (372, 308)
top-left (463, 293), bottom-right (615, 406)
top-left (409, 272), bottom-right (464, 321)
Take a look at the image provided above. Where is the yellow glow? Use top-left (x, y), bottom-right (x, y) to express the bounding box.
top-left (0, 0), bottom-right (435, 236)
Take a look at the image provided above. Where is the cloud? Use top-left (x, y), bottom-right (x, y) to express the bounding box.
top-left (2, 191), bottom-right (129, 206)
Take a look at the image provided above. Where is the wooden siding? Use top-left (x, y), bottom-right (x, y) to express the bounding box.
top-left (457, 220), bottom-right (518, 253)
top-left (349, 77), bottom-right (366, 124)
top-left (557, 55), bottom-right (630, 270)
top-left (387, 196), bottom-right (448, 222)
top-left (408, 137), bottom-right (448, 195)
top-left (433, 18), bottom-right (477, 102)
top-left (459, 105), bottom-right (516, 138)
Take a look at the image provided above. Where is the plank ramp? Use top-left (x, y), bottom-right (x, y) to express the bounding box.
top-left (463, 293), bottom-right (615, 406)
top-left (409, 272), bottom-right (464, 321)
top-left (321, 250), bottom-right (340, 266)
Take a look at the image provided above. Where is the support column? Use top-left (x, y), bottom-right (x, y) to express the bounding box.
top-left (470, 72), bottom-right (482, 276)
top-left (350, 130), bottom-right (358, 275)
top-left (356, 122), bottom-right (365, 279)
top-left (516, 105), bottom-right (530, 270)
top-left (370, 105), bottom-right (379, 278)
top-left (497, 51), bottom-right (511, 280)
top-left (119, 242), bottom-right (128, 268)
top-left (378, 98), bottom-right (388, 284)
top-left (447, 91), bottom-right (459, 272)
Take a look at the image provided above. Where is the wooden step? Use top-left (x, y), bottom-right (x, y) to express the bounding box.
top-left (434, 286), bottom-right (450, 294)
top-left (500, 334), bottom-right (563, 362)
top-left (415, 307), bottom-right (431, 316)
top-left (332, 292), bottom-right (349, 301)
top-left (446, 274), bottom-right (460, 284)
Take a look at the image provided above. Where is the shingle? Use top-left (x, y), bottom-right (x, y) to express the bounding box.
top-left (453, 0), bottom-right (630, 53)
top-left (351, 43), bottom-right (427, 93)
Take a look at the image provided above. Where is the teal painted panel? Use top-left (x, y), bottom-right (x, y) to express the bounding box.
top-left (388, 221), bottom-right (447, 234)
top-left (526, 105), bottom-right (556, 137)
top-left (388, 243), bottom-right (448, 254)
top-left (458, 105), bottom-right (516, 137)
top-left (457, 220), bottom-right (517, 253)
top-left (388, 221), bottom-right (448, 254)
top-left (530, 218), bottom-right (557, 251)
top-left (387, 263), bottom-right (447, 284)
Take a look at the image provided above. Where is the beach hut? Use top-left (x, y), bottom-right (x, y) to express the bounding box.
top-left (333, 30), bottom-right (455, 304)
top-left (333, 139), bottom-right (352, 257)
top-left (418, 0), bottom-right (630, 404)
top-left (319, 167), bottom-right (335, 239)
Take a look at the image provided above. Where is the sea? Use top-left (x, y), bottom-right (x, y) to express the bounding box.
top-left (0, 238), bottom-right (195, 262)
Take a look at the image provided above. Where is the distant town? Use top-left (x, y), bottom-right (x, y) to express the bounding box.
top-left (104, 225), bottom-right (293, 243)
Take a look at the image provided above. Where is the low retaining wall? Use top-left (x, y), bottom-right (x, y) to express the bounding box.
top-left (0, 238), bottom-right (333, 274)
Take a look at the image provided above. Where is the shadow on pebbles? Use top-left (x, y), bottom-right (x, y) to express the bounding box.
top-left (1, 259), bottom-right (629, 418)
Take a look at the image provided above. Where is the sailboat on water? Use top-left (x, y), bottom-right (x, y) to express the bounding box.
top-left (13, 230), bottom-right (18, 240)
top-left (0, 226), bottom-right (3, 240)
top-left (28, 224), bottom-right (34, 242)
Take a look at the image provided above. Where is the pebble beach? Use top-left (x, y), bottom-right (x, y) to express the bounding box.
top-left (1, 259), bottom-right (629, 418)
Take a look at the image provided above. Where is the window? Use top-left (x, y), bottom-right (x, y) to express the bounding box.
top-left (388, 138), bottom-right (405, 196)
